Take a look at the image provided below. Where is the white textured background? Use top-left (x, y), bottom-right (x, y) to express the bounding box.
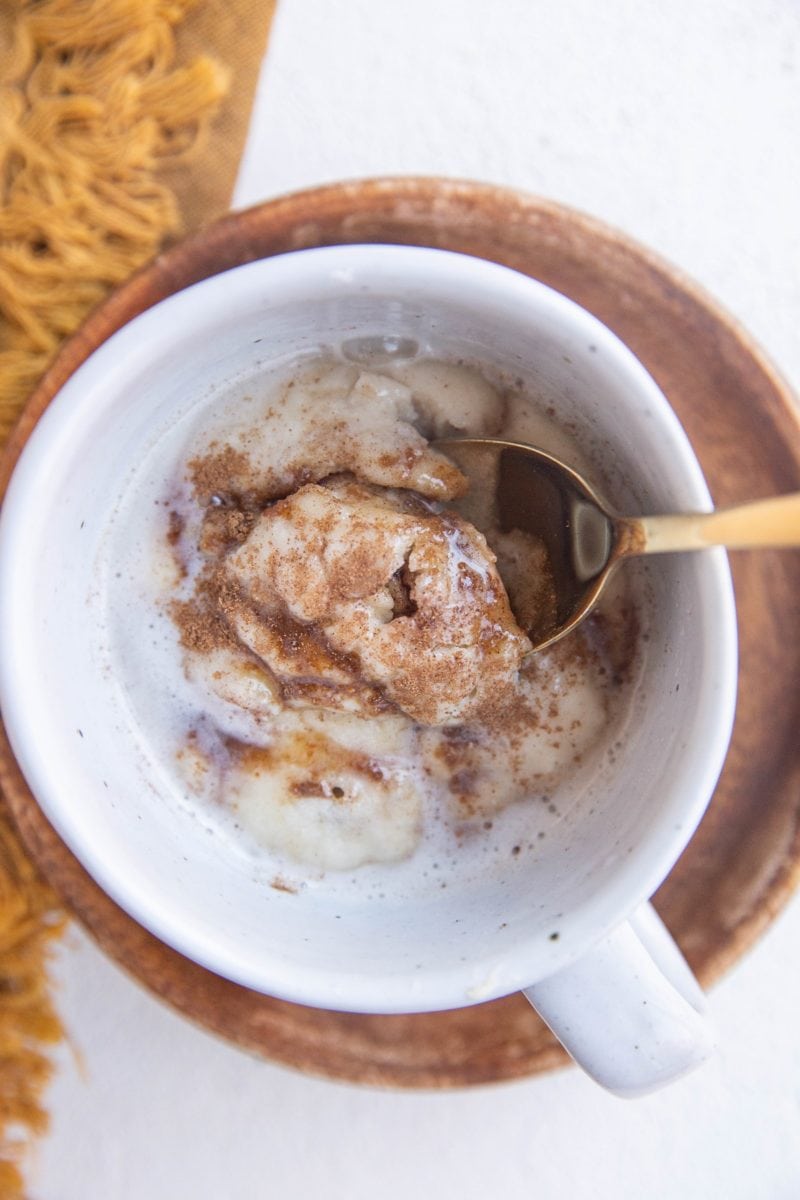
top-left (34, 1), bottom-right (800, 1196)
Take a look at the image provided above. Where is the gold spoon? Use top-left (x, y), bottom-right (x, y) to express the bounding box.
top-left (437, 437), bottom-right (800, 652)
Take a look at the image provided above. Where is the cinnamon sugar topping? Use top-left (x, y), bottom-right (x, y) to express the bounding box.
top-left (154, 356), bottom-right (641, 869)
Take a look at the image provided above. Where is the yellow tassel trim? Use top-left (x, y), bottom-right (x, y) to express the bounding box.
top-left (0, 814), bottom-right (65, 1196)
top-left (0, 0), bottom-right (230, 444)
top-left (0, 0), bottom-right (229, 1190)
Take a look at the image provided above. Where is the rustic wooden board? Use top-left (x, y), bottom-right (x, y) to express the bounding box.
top-left (2, 179), bottom-right (799, 1088)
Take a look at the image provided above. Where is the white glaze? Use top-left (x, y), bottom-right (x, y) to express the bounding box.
top-left (0, 249), bottom-right (737, 1101)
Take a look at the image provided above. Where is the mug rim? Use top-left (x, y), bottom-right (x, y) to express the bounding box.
top-left (0, 244), bottom-right (738, 1011)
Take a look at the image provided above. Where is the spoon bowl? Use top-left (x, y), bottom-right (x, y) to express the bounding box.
top-left (438, 437), bottom-right (800, 652)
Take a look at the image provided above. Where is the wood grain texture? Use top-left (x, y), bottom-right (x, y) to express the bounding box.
top-left (1, 179), bottom-right (799, 1088)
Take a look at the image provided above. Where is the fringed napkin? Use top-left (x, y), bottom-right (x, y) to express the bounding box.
top-left (0, 1), bottom-right (276, 1190)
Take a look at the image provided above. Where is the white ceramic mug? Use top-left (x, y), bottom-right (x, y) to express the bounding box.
top-left (0, 245), bottom-right (737, 1096)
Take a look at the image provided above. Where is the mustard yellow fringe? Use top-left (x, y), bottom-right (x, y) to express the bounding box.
top-left (0, 816), bottom-right (65, 1197)
top-left (0, 1), bottom-right (229, 1191)
top-left (0, 0), bottom-right (230, 445)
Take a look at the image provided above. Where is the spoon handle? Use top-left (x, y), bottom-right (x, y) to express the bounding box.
top-left (632, 491), bottom-right (800, 554)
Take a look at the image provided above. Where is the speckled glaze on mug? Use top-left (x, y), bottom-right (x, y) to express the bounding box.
top-left (0, 243), bottom-right (737, 1093)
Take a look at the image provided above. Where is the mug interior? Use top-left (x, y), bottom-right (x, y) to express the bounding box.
top-left (0, 246), bottom-right (737, 1011)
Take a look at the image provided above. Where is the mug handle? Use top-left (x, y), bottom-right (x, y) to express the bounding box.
top-left (523, 902), bottom-right (715, 1097)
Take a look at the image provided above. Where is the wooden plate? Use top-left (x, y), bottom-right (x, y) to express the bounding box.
top-left (2, 179), bottom-right (799, 1088)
